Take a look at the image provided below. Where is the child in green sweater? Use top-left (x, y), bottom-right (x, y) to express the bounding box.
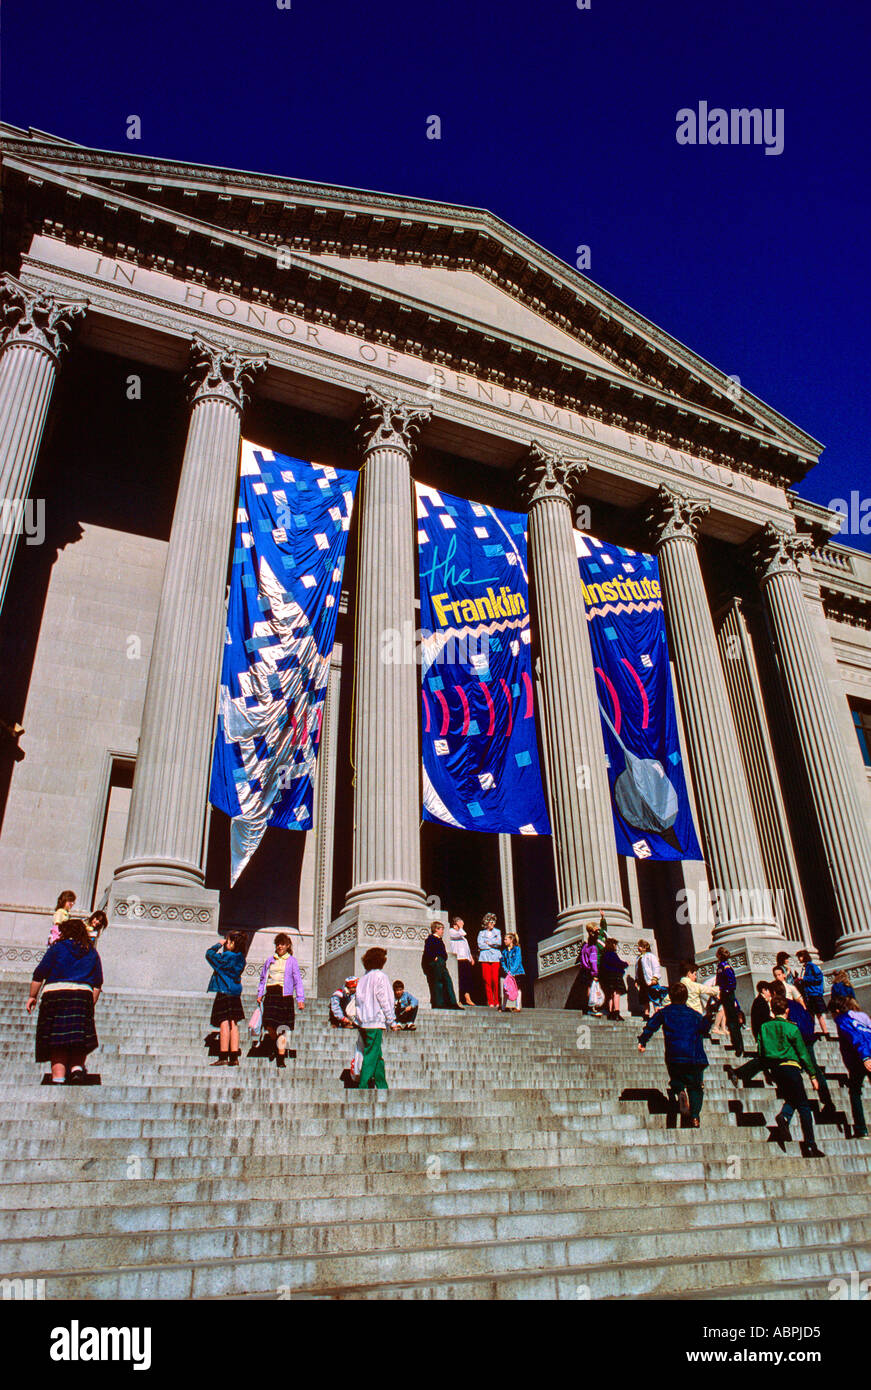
top-left (758, 996), bottom-right (823, 1158)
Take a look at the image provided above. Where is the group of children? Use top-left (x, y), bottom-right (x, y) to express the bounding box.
top-left (29, 890), bottom-right (871, 1133)
top-left (200, 912), bottom-right (526, 1090)
top-left (637, 949), bottom-right (871, 1157)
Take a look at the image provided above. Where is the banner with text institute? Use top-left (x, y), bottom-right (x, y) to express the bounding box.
top-left (575, 531), bottom-right (701, 862)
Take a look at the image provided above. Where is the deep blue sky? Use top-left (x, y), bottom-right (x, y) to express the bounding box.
top-left (4, 0), bottom-right (869, 546)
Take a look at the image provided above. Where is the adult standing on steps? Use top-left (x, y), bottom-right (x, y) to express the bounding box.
top-left (206, 931), bottom-right (247, 1067)
top-left (257, 933), bottom-right (305, 1069)
top-left (477, 913), bottom-right (502, 1009)
top-left (354, 947), bottom-right (399, 1090)
top-left (713, 947), bottom-right (745, 1057)
top-left (635, 939), bottom-right (666, 1019)
top-left (448, 916), bottom-right (476, 1006)
top-left (27, 918), bottom-right (103, 1084)
top-left (577, 923), bottom-right (602, 1015)
top-left (423, 922), bottom-right (463, 1009)
top-left (795, 950), bottom-right (828, 1038)
top-left (637, 981), bottom-right (714, 1128)
top-left (599, 937), bottom-right (629, 1020)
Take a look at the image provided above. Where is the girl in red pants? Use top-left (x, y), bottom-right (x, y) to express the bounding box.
top-left (477, 913), bottom-right (502, 1008)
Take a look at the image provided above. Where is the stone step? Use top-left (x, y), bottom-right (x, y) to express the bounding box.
top-left (10, 1228), bottom-right (869, 1301)
top-left (0, 1138), bottom-right (866, 1187)
top-left (6, 1201), bottom-right (871, 1280)
top-left (4, 1181), bottom-right (870, 1243)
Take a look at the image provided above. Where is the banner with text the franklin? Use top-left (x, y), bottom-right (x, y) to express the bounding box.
top-left (209, 441), bottom-right (357, 884)
top-left (415, 483), bottom-right (550, 835)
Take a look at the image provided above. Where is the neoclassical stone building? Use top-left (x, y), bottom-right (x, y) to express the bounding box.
top-left (1, 124), bottom-right (870, 1004)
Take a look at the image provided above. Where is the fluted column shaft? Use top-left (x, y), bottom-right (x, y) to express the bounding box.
top-left (717, 598), bottom-right (813, 948)
top-left (754, 525), bottom-right (871, 954)
top-left (115, 337), bottom-right (266, 888)
top-left (0, 277), bottom-right (86, 613)
top-left (520, 443), bottom-right (628, 931)
top-left (345, 391), bottom-right (430, 910)
top-left (648, 487), bottom-right (777, 942)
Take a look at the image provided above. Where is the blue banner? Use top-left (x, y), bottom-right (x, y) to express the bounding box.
top-left (416, 484), bottom-right (550, 835)
top-left (210, 441), bottom-right (358, 883)
top-left (576, 532), bottom-right (701, 861)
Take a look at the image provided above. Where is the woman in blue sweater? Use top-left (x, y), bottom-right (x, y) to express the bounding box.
top-left (27, 918), bottom-right (103, 1083)
top-left (206, 931), bottom-right (247, 1067)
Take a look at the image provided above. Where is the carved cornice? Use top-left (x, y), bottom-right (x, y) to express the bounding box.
top-left (0, 132), bottom-right (822, 488)
top-left (751, 522), bottom-right (814, 584)
top-left (517, 440), bottom-right (589, 510)
top-left (646, 484), bottom-right (710, 548)
top-left (0, 274), bottom-right (86, 361)
top-left (355, 388), bottom-right (431, 456)
top-left (187, 334), bottom-right (267, 412)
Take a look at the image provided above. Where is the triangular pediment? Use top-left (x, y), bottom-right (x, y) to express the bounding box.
top-left (310, 254), bottom-right (631, 376)
top-left (0, 124), bottom-right (823, 485)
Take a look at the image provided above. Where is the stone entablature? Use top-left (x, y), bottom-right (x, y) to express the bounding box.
top-left (19, 238), bottom-right (796, 539)
top-left (0, 122), bottom-right (820, 482)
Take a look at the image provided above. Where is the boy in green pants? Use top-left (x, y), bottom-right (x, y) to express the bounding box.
top-left (353, 947), bottom-right (398, 1090)
top-left (758, 995), bottom-right (824, 1158)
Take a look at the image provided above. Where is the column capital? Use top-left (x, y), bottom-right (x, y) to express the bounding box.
top-left (646, 484), bottom-right (710, 548)
top-left (517, 440), bottom-right (588, 510)
top-left (750, 522), bottom-right (814, 584)
top-left (355, 388), bottom-right (431, 456)
top-left (0, 275), bottom-right (87, 362)
top-left (187, 335), bottom-right (267, 412)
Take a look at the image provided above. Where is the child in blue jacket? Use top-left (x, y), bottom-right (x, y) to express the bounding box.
top-left (638, 981), bottom-right (715, 1126)
top-left (833, 994), bottom-right (871, 1139)
top-left (206, 931), bottom-right (247, 1067)
top-left (796, 949), bottom-right (828, 1037)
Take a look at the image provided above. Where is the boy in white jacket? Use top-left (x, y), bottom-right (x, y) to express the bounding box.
top-left (354, 947), bottom-right (398, 1090)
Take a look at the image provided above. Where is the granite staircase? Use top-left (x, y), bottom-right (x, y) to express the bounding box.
top-left (0, 977), bottom-right (869, 1300)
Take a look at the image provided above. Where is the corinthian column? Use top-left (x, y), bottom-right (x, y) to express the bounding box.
top-left (519, 442), bottom-right (629, 941)
top-left (344, 389), bottom-right (431, 912)
top-left (646, 486), bottom-right (778, 942)
top-left (0, 276), bottom-right (86, 613)
top-left (113, 336), bottom-right (266, 894)
top-left (752, 523), bottom-right (871, 955)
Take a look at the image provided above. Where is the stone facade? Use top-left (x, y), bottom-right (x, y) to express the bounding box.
top-left (1, 124), bottom-right (870, 1008)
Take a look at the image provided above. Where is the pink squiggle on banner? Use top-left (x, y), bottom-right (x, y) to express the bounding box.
top-left (621, 657), bottom-right (649, 729)
top-left (595, 667), bottom-right (621, 737)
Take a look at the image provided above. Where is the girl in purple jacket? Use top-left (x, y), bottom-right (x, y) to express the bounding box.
top-left (257, 933), bottom-right (305, 1068)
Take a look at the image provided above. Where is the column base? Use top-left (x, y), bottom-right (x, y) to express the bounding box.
top-left (833, 935), bottom-right (871, 961)
top-left (319, 903), bottom-right (456, 1010)
top-left (112, 856), bottom-right (205, 889)
top-left (102, 880), bottom-right (222, 993)
top-left (343, 880), bottom-right (429, 912)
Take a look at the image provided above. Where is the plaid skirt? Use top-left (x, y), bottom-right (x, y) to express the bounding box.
top-left (35, 989), bottom-right (98, 1062)
top-left (261, 985), bottom-right (295, 1031)
top-left (210, 992), bottom-right (245, 1026)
